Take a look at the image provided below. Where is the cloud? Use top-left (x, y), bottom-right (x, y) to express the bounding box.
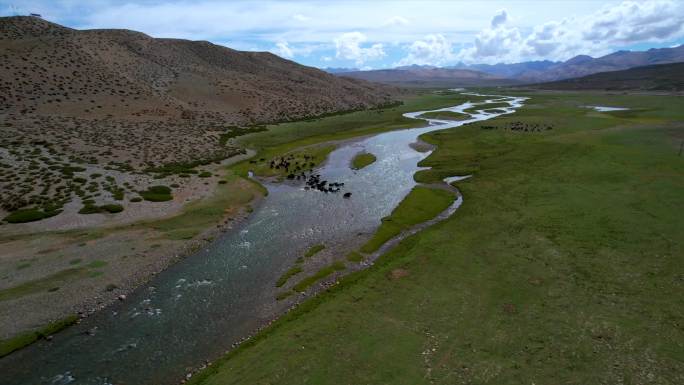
top-left (5, 0), bottom-right (684, 68)
top-left (490, 9), bottom-right (507, 28)
top-left (382, 16), bottom-right (409, 27)
top-left (270, 41), bottom-right (329, 59)
top-left (292, 13), bottom-right (310, 22)
top-left (581, 1), bottom-right (684, 44)
top-left (396, 34), bottom-right (454, 66)
top-left (471, 15), bottom-right (523, 60)
top-left (273, 41), bottom-right (294, 58)
top-left (334, 32), bottom-right (385, 65)
top-left (455, 0), bottom-right (684, 63)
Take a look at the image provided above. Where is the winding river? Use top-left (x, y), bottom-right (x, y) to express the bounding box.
top-left (1, 93), bottom-right (526, 385)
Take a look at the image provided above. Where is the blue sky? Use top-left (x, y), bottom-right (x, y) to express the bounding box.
top-left (2, 1), bottom-right (683, 69)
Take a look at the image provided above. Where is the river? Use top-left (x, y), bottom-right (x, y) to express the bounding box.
top-left (1, 93), bottom-right (526, 385)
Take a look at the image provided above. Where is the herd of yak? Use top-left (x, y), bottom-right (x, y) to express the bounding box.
top-left (269, 154), bottom-right (352, 198)
top-left (477, 121), bottom-right (554, 132)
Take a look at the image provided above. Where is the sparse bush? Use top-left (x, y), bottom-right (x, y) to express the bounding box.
top-left (78, 204), bottom-right (100, 214)
top-left (139, 185), bottom-right (173, 202)
top-left (78, 203), bottom-right (123, 214)
top-left (4, 208), bottom-right (61, 223)
top-left (100, 204), bottom-right (123, 213)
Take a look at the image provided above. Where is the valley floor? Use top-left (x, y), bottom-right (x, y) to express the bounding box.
top-left (188, 91), bottom-right (684, 384)
top-left (0, 91), bottom-right (467, 356)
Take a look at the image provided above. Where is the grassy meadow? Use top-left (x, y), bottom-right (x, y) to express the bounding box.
top-left (359, 186), bottom-right (455, 253)
top-left (190, 91), bottom-right (684, 385)
top-left (232, 91), bottom-right (490, 177)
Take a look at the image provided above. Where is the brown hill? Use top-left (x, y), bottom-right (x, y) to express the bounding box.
top-left (338, 66), bottom-right (519, 88)
top-left (0, 16), bottom-right (396, 218)
top-left (0, 16), bottom-right (395, 166)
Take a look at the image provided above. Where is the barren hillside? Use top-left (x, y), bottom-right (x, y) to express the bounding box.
top-left (0, 16), bottom-right (396, 219)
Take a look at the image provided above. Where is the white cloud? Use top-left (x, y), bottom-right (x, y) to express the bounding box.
top-left (470, 15), bottom-right (523, 61)
top-left (396, 34), bottom-right (454, 66)
top-left (581, 1), bottom-right (684, 44)
top-left (454, 0), bottom-right (684, 64)
top-left (334, 32), bottom-right (386, 65)
top-left (321, 56), bottom-right (333, 62)
top-left (273, 41), bottom-right (294, 58)
top-left (382, 16), bottom-right (410, 27)
top-left (270, 41), bottom-right (330, 59)
top-left (490, 9), bottom-right (507, 28)
top-left (292, 13), bottom-right (310, 22)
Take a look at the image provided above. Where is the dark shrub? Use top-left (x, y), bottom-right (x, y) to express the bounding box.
top-left (139, 185), bottom-right (173, 202)
top-left (78, 204), bottom-right (101, 214)
top-left (100, 204), bottom-right (123, 213)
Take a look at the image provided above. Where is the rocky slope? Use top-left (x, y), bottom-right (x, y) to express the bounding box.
top-left (0, 16), bottom-right (395, 164)
top-left (0, 16), bottom-right (396, 216)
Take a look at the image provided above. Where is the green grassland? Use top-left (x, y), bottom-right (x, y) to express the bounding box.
top-left (242, 144), bottom-right (335, 179)
top-left (239, 92), bottom-right (488, 150)
top-left (144, 172), bottom-right (261, 240)
top-left (0, 268), bottom-right (92, 302)
top-left (351, 152), bottom-right (377, 170)
top-left (417, 110), bottom-right (470, 121)
top-left (304, 244), bottom-right (326, 258)
top-left (0, 314), bottom-right (78, 358)
top-left (232, 92), bottom-right (490, 177)
top-left (275, 266), bottom-right (303, 288)
top-left (291, 261), bottom-right (346, 293)
top-left (190, 91), bottom-right (684, 385)
top-left (360, 186), bottom-right (455, 253)
top-left (346, 251), bottom-right (364, 262)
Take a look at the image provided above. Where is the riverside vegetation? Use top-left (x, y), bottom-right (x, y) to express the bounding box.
top-left (189, 90), bottom-right (684, 384)
top-left (350, 152), bottom-right (377, 170)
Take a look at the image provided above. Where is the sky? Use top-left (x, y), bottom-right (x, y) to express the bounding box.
top-left (2, 0), bottom-right (684, 69)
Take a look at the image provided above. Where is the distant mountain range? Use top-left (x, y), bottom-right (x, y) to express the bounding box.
top-left (322, 67), bottom-right (360, 74)
top-left (327, 45), bottom-right (684, 87)
top-left (526, 62), bottom-right (684, 92)
top-left (449, 61), bottom-right (559, 80)
top-left (334, 67), bottom-right (520, 88)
